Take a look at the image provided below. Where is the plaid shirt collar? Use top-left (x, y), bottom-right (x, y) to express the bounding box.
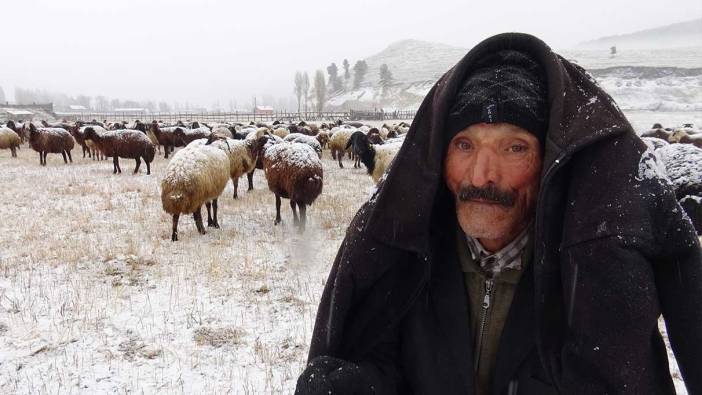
top-left (465, 223), bottom-right (532, 278)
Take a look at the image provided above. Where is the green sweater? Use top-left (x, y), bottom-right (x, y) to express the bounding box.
top-left (455, 228), bottom-right (533, 395)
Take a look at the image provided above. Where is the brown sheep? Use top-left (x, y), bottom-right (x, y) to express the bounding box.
top-left (28, 124), bottom-right (75, 165)
top-left (263, 142), bottom-right (323, 232)
top-left (174, 127), bottom-right (211, 147)
top-left (84, 128), bottom-right (156, 175)
top-left (149, 121), bottom-right (181, 158)
top-left (670, 130), bottom-right (702, 148)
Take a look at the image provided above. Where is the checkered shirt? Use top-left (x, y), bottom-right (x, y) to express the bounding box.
top-left (465, 224), bottom-right (532, 277)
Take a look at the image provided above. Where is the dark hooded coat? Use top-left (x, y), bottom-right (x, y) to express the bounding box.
top-left (302, 33), bottom-right (702, 394)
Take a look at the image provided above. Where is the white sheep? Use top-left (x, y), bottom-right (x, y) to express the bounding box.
top-left (328, 128), bottom-right (356, 167)
top-left (189, 132), bottom-right (268, 198)
top-left (0, 127), bottom-right (21, 157)
top-left (346, 132), bottom-right (404, 183)
top-left (161, 143), bottom-right (231, 241)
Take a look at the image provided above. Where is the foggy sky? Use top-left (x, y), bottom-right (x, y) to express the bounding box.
top-left (5, 0), bottom-right (701, 108)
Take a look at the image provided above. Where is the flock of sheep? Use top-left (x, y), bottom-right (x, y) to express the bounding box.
top-left (0, 118), bottom-right (410, 241)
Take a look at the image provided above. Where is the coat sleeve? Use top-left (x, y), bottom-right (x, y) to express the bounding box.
top-left (558, 190), bottom-right (702, 394)
top-left (653, 196), bottom-right (702, 394)
top-left (304, 200), bottom-right (406, 394)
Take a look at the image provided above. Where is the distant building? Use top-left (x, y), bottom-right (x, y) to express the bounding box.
top-left (254, 105), bottom-right (274, 115)
top-left (1, 108), bottom-right (34, 121)
top-left (69, 105), bottom-right (88, 112)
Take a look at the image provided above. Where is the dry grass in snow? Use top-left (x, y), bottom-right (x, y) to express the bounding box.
top-left (0, 145), bottom-right (374, 393)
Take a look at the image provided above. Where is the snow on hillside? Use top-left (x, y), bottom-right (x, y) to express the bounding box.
top-left (577, 18), bottom-right (702, 50)
top-left (327, 39), bottom-right (701, 112)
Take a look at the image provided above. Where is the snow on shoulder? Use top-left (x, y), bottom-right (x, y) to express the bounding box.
top-left (657, 143), bottom-right (702, 196)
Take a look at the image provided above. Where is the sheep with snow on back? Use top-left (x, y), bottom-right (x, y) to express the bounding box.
top-left (28, 124), bottom-right (75, 165)
top-left (84, 128), bottom-right (156, 175)
top-left (161, 143), bottom-right (231, 241)
top-left (189, 132), bottom-right (269, 198)
top-left (263, 142), bottom-right (323, 232)
top-left (284, 133), bottom-right (322, 158)
top-left (345, 132), bottom-right (403, 183)
top-left (0, 126), bottom-right (21, 157)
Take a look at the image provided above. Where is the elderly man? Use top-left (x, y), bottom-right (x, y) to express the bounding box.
top-left (296, 33), bottom-right (702, 394)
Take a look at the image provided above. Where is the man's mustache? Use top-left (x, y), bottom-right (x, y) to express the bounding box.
top-left (457, 184), bottom-right (516, 207)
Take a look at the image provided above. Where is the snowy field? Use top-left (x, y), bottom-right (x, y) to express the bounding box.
top-left (0, 113), bottom-right (696, 394)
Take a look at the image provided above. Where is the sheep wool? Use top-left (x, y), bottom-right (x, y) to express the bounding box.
top-left (264, 142), bottom-right (323, 203)
top-left (0, 127), bottom-right (21, 157)
top-left (161, 144), bottom-right (231, 215)
top-left (328, 128), bottom-right (356, 166)
top-left (284, 133), bottom-right (322, 158)
top-left (370, 142), bottom-right (403, 183)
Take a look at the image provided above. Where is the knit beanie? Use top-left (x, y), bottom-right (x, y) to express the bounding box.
top-left (446, 49), bottom-right (548, 144)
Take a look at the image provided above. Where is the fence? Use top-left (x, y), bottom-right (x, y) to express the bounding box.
top-left (72, 109), bottom-right (416, 124)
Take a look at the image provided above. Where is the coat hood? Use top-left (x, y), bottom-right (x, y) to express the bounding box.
top-left (365, 33), bottom-right (633, 253)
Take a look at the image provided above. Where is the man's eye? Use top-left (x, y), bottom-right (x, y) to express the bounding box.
top-left (457, 141), bottom-right (471, 151)
top-left (509, 145), bottom-right (527, 153)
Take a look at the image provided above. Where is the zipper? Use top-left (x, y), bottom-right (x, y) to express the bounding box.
top-left (474, 278), bottom-right (494, 372)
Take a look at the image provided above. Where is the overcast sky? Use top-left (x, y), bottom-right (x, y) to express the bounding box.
top-left (4, 0), bottom-right (701, 108)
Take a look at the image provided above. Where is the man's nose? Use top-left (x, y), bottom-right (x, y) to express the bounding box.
top-left (471, 148), bottom-right (499, 187)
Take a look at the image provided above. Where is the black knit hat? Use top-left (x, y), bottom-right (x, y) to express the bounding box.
top-left (446, 49), bottom-right (548, 144)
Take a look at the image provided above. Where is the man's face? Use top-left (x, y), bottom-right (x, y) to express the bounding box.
top-left (444, 122), bottom-right (543, 251)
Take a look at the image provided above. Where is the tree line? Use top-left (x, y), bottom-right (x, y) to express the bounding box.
top-left (294, 59), bottom-right (394, 113)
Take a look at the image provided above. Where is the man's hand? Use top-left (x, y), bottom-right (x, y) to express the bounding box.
top-left (295, 356), bottom-right (373, 395)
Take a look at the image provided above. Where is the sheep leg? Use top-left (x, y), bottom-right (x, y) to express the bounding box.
top-left (212, 199), bottom-right (220, 228)
top-left (11, 147), bottom-right (16, 158)
top-left (193, 206), bottom-right (206, 235)
top-left (290, 200), bottom-right (299, 225)
top-left (274, 195), bottom-right (282, 225)
top-left (61, 151), bottom-right (68, 164)
top-left (233, 178), bottom-right (239, 199)
top-left (338, 151), bottom-right (344, 168)
top-left (42, 152), bottom-right (48, 166)
top-left (247, 170), bottom-right (254, 191)
top-left (206, 201), bottom-right (214, 227)
top-left (164, 145), bottom-right (170, 159)
top-left (145, 158), bottom-right (151, 175)
top-left (116, 157), bottom-right (122, 173)
top-left (171, 213), bottom-right (180, 241)
top-left (112, 156), bottom-right (118, 174)
top-left (67, 150), bottom-right (72, 163)
top-left (134, 157), bottom-right (141, 174)
top-left (298, 204), bottom-right (307, 233)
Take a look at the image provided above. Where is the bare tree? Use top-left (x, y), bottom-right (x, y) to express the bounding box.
top-left (314, 70), bottom-right (326, 114)
top-left (302, 72), bottom-right (310, 113)
top-left (294, 71), bottom-right (305, 113)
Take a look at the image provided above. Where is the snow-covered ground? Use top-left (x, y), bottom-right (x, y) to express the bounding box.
top-left (0, 113), bottom-right (695, 393)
